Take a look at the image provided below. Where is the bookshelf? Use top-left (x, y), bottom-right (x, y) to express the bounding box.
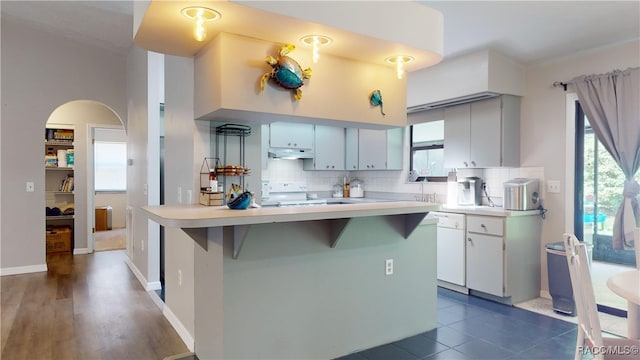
top-left (45, 127), bottom-right (75, 253)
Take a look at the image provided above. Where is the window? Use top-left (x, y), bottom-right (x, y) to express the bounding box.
top-left (409, 120), bottom-right (451, 181)
top-left (95, 141), bottom-right (127, 191)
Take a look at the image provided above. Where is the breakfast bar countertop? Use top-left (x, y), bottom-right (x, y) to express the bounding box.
top-left (440, 204), bottom-right (542, 217)
top-left (142, 201), bottom-right (440, 229)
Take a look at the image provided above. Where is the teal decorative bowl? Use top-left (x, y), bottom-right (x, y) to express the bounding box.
top-left (227, 191), bottom-right (252, 210)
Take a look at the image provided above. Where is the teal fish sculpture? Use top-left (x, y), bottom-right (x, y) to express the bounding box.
top-left (227, 191), bottom-right (252, 210)
top-left (369, 89), bottom-right (385, 115)
top-left (260, 44), bottom-right (312, 101)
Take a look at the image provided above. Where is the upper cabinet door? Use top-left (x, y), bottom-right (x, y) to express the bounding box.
top-left (345, 128), bottom-right (359, 171)
top-left (358, 129), bottom-right (387, 170)
top-left (470, 97), bottom-right (502, 167)
top-left (385, 128), bottom-right (403, 170)
top-left (269, 122), bottom-right (313, 150)
top-left (444, 95), bottom-right (520, 169)
top-left (312, 125), bottom-right (345, 170)
top-left (444, 103), bottom-right (471, 168)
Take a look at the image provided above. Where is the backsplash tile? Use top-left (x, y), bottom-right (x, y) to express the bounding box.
top-left (261, 159), bottom-right (543, 206)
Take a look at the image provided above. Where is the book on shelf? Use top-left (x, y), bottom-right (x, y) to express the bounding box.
top-left (60, 174), bottom-right (74, 192)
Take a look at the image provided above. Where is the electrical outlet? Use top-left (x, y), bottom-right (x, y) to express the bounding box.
top-left (178, 269), bottom-right (182, 286)
top-left (547, 180), bottom-right (561, 194)
top-left (26, 181), bottom-right (35, 192)
top-left (385, 259), bottom-right (394, 276)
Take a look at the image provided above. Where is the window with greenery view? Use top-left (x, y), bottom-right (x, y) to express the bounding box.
top-left (409, 120), bottom-right (451, 181)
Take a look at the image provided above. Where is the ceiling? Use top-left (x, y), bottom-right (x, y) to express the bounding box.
top-left (1, 1), bottom-right (638, 65)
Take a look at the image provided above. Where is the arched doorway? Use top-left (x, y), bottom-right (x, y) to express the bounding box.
top-left (45, 100), bottom-right (125, 254)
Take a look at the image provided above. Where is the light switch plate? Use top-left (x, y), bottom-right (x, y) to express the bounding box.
top-left (26, 181), bottom-right (35, 192)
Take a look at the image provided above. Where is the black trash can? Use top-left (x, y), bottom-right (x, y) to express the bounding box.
top-left (545, 241), bottom-right (576, 316)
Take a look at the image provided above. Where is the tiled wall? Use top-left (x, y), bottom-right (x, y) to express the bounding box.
top-left (262, 158), bottom-right (544, 206)
top-left (456, 167), bottom-right (545, 207)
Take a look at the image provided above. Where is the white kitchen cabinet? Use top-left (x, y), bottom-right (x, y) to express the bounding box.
top-left (464, 213), bottom-right (541, 305)
top-left (303, 125), bottom-right (345, 170)
top-left (346, 128), bottom-right (403, 170)
top-left (345, 128), bottom-right (359, 170)
top-left (269, 122), bottom-right (313, 150)
top-left (466, 226), bottom-right (505, 297)
top-left (444, 95), bottom-right (520, 168)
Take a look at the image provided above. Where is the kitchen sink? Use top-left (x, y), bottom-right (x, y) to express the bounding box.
top-left (325, 198), bottom-right (393, 205)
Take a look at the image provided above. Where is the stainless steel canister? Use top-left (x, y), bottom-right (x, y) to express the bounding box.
top-left (503, 178), bottom-right (540, 210)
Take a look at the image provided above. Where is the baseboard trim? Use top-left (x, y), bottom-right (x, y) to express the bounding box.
top-left (125, 257), bottom-right (162, 291)
top-left (164, 304), bottom-right (195, 352)
top-left (73, 248), bottom-right (92, 255)
top-left (1, 263), bottom-right (48, 276)
top-left (125, 257), bottom-right (150, 289)
top-left (147, 281), bottom-right (162, 291)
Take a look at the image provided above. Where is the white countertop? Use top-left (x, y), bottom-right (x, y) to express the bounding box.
top-left (142, 201), bottom-right (440, 228)
top-left (439, 204), bottom-right (542, 217)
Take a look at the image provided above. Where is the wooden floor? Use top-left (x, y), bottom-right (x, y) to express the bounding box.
top-left (1, 250), bottom-right (189, 360)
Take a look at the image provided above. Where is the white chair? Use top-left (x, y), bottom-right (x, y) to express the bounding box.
top-left (563, 233), bottom-right (640, 360)
top-left (635, 227), bottom-right (639, 270)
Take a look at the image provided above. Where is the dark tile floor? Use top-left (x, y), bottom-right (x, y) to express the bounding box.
top-left (338, 288), bottom-right (588, 360)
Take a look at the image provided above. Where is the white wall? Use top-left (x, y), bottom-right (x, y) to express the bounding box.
top-left (522, 39), bottom-right (640, 294)
top-left (163, 54), bottom-right (199, 349)
top-left (0, 16), bottom-right (126, 272)
top-left (125, 46), bottom-right (163, 289)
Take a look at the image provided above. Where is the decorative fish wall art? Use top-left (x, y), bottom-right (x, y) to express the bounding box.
top-left (369, 89), bottom-right (385, 116)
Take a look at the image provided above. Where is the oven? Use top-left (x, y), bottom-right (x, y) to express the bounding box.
top-left (261, 181), bottom-right (327, 207)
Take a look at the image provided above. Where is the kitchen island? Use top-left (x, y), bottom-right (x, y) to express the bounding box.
top-left (143, 201), bottom-right (439, 359)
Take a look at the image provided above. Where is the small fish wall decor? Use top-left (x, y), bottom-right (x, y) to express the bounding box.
top-left (369, 89), bottom-right (385, 116)
top-left (260, 44), bottom-right (312, 101)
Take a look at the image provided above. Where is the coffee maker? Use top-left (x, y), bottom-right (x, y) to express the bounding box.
top-left (457, 177), bottom-right (483, 205)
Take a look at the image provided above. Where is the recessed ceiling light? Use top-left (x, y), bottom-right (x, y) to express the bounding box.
top-left (300, 35), bottom-right (333, 63)
top-left (385, 55), bottom-right (415, 79)
top-left (181, 7), bottom-right (222, 42)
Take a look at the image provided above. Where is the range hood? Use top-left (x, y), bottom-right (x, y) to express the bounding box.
top-left (268, 149), bottom-right (314, 159)
top-left (407, 92), bottom-right (500, 112)
top-left (407, 50), bottom-right (524, 112)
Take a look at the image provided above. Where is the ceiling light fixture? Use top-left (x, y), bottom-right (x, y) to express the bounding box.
top-left (300, 35), bottom-right (332, 63)
top-left (385, 55), bottom-right (415, 80)
top-left (181, 6), bottom-right (221, 42)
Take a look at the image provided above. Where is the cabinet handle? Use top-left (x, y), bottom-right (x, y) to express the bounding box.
top-left (481, 224), bottom-right (487, 231)
top-left (467, 237), bottom-right (472, 242)
top-left (294, 143), bottom-right (297, 147)
top-left (464, 161), bottom-right (468, 167)
top-left (471, 161), bottom-right (476, 167)
top-left (331, 165), bottom-right (335, 169)
top-left (326, 165), bottom-right (330, 169)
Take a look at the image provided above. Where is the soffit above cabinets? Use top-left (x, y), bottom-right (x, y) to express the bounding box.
top-left (133, 0), bottom-right (443, 72)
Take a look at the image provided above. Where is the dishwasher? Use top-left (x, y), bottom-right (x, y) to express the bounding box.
top-left (427, 211), bottom-right (467, 293)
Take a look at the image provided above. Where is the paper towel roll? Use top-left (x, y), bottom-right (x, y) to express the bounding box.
top-left (57, 149), bottom-right (67, 168)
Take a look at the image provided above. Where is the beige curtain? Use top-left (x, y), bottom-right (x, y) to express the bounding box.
top-left (571, 67), bottom-right (640, 250)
